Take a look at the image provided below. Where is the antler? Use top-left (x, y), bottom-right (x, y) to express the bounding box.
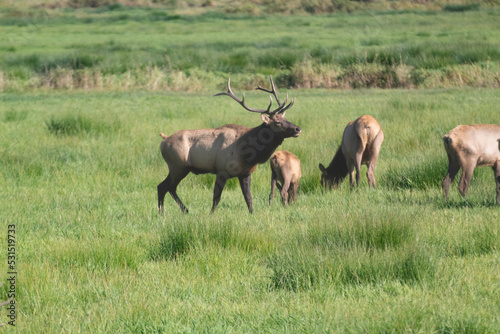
top-left (257, 76), bottom-right (295, 114)
top-left (214, 76), bottom-right (294, 115)
top-left (214, 78), bottom-right (273, 114)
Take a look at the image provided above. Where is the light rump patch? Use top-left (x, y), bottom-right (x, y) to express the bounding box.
top-left (442, 124), bottom-right (500, 204)
top-left (319, 115), bottom-right (384, 190)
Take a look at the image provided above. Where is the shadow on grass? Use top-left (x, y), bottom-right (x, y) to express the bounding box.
top-left (435, 198), bottom-right (500, 209)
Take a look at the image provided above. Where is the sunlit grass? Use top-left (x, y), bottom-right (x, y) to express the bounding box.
top-left (0, 89), bottom-right (499, 332)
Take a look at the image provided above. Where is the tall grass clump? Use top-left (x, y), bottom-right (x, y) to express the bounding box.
top-left (306, 211), bottom-right (414, 251)
top-left (266, 245), bottom-right (436, 291)
top-left (149, 218), bottom-right (273, 261)
top-left (434, 222), bottom-right (498, 257)
top-left (54, 239), bottom-right (143, 271)
top-left (149, 222), bottom-right (195, 261)
top-left (383, 158), bottom-right (446, 190)
top-left (45, 113), bottom-right (120, 136)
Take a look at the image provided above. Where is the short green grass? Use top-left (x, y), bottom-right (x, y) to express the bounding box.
top-left (0, 88), bottom-right (499, 332)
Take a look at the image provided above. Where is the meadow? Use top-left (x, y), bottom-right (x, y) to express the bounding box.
top-left (1, 3), bottom-right (500, 333)
top-left (1, 87), bottom-right (499, 332)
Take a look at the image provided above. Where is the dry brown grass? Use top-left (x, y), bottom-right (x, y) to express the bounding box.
top-left (1, 64), bottom-right (498, 92)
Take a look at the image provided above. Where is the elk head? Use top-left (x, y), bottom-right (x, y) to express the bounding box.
top-left (215, 76), bottom-right (301, 141)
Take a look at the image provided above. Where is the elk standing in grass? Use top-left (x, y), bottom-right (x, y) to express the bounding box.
top-left (442, 124), bottom-right (500, 204)
top-left (319, 115), bottom-right (384, 189)
top-left (158, 77), bottom-right (301, 214)
top-left (269, 150), bottom-right (302, 206)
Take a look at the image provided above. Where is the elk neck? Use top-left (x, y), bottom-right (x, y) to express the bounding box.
top-left (239, 122), bottom-right (285, 166)
top-left (326, 146), bottom-right (349, 181)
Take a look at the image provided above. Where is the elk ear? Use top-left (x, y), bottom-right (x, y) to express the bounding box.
top-left (261, 113), bottom-right (272, 125)
top-left (319, 163), bottom-right (326, 174)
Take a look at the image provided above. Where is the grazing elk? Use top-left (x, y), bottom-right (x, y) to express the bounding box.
top-left (319, 115), bottom-right (384, 189)
top-left (158, 76), bottom-right (301, 214)
top-left (269, 150), bottom-right (302, 206)
top-left (441, 124), bottom-right (500, 204)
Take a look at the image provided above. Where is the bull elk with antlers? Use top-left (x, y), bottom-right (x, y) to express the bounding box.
top-left (442, 124), bottom-right (500, 204)
top-left (319, 115), bottom-right (384, 189)
top-left (158, 76), bottom-right (301, 214)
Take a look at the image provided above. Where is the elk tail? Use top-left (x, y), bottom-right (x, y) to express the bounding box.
top-left (442, 134), bottom-right (452, 147)
top-left (159, 132), bottom-right (168, 139)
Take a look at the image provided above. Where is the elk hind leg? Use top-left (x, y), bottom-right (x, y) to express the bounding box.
top-left (494, 162), bottom-right (500, 205)
top-left (367, 133), bottom-right (383, 188)
top-left (269, 170), bottom-right (277, 206)
top-left (346, 159), bottom-right (356, 189)
top-left (280, 178), bottom-right (291, 206)
top-left (442, 150), bottom-right (460, 200)
top-left (158, 169), bottom-right (189, 214)
top-left (170, 170), bottom-right (190, 213)
top-left (288, 182), bottom-right (298, 203)
top-left (354, 151), bottom-right (363, 187)
top-left (458, 160), bottom-right (476, 199)
top-left (157, 175), bottom-right (171, 213)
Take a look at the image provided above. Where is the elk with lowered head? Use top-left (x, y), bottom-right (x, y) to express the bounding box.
top-left (158, 77), bottom-right (301, 214)
top-left (319, 115), bottom-right (384, 189)
top-left (269, 150), bottom-right (302, 206)
top-left (442, 124), bottom-right (500, 204)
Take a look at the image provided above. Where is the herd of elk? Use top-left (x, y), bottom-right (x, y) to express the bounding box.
top-left (442, 124), bottom-right (500, 204)
top-left (158, 77), bottom-right (500, 213)
top-left (319, 115), bottom-right (384, 190)
top-left (157, 76), bottom-right (301, 214)
top-left (269, 150), bottom-right (302, 206)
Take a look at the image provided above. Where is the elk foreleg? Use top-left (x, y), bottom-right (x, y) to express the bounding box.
top-left (494, 161), bottom-right (500, 205)
top-left (458, 161), bottom-right (476, 198)
top-left (212, 173), bottom-right (228, 214)
top-left (239, 174), bottom-right (253, 213)
top-left (442, 150), bottom-right (460, 200)
top-left (269, 170), bottom-right (277, 206)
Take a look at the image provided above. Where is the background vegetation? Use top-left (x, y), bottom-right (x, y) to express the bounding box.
top-left (0, 1), bottom-right (499, 332)
top-left (1, 2), bottom-right (500, 91)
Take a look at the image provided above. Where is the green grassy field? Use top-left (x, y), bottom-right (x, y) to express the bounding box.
top-left (1, 3), bottom-right (500, 333)
top-left (1, 87), bottom-right (499, 332)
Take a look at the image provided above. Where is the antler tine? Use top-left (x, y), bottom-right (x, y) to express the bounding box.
top-left (214, 78), bottom-right (272, 114)
top-left (257, 75), bottom-right (282, 106)
top-left (276, 98), bottom-right (295, 114)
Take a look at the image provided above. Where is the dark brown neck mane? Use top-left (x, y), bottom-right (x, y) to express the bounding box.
top-left (240, 123), bottom-right (284, 167)
top-left (325, 146), bottom-right (349, 184)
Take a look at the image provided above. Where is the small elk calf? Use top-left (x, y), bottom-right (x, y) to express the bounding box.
top-left (319, 115), bottom-right (384, 189)
top-left (269, 150), bottom-right (302, 206)
top-left (442, 124), bottom-right (500, 204)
